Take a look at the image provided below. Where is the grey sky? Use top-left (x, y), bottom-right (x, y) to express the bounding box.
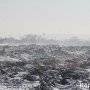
top-left (0, 0), bottom-right (90, 39)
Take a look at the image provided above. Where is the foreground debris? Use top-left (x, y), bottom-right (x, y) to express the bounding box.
top-left (0, 45), bottom-right (90, 90)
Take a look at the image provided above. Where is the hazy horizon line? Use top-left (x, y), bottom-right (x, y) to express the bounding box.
top-left (0, 33), bottom-right (90, 41)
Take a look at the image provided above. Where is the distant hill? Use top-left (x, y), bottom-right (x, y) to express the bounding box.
top-left (59, 37), bottom-right (90, 46)
top-left (0, 35), bottom-right (90, 46)
top-left (0, 34), bottom-right (58, 45)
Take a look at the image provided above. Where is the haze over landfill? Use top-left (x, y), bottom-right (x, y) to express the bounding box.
top-left (0, 0), bottom-right (90, 40)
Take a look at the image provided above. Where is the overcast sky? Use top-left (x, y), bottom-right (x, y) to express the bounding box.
top-left (0, 0), bottom-right (90, 39)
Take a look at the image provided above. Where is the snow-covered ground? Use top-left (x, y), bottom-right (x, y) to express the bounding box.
top-left (0, 56), bottom-right (21, 62)
top-left (0, 81), bottom-right (40, 90)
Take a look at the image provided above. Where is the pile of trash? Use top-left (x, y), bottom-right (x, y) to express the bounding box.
top-left (0, 64), bottom-right (89, 90)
